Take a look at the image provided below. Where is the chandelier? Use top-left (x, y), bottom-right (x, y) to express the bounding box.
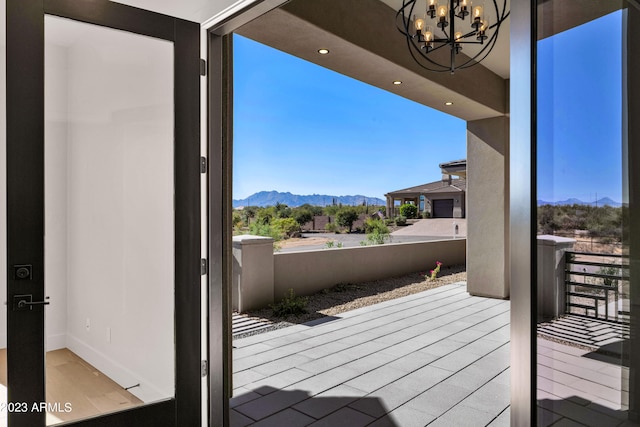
top-left (396, 0), bottom-right (509, 74)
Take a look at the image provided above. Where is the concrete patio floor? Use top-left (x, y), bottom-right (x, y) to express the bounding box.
top-left (231, 283), bottom-right (511, 426)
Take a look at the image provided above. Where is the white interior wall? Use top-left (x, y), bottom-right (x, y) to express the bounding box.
top-left (44, 16), bottom-right (175, 403)
top-left (45, 42), bottom-right (70, 351)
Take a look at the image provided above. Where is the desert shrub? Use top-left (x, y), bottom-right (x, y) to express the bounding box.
top-left (271, 217), bottom-right (300, 238)
top-left (270, 289), bottom-right (308, 317)
top-left (363, 218), bottom-right (389, 245)
top-left (325, 222), bottom-right (339, 233)
top-left (232, 211), bottom-right (243, 230)
top-left (364, 217), bottom-right (388, 233)
top-left (399, 204), bottom-right (418, 219)
top-left (395, 215), bottom-right (407, 226)
top-left (598, 265), bottom-right (620, 287)
top-left (366, 229), bottom-right (389, 245)
top-left (249, 221), bottom-right (279, 240)
top-left (422, 210), bottom-right (431, 219)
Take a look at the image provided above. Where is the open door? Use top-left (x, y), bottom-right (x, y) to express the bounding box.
top-left (5, 0), bottom-right (201, 425)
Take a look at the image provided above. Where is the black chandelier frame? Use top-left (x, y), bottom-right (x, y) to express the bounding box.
top-left (396, 0), bottom-right (509, 74)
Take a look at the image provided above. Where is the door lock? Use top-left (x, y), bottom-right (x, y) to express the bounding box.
top-left (13, 295), bottom-right (50, 311)
top-left (13, 265), bottom-right (32, 280)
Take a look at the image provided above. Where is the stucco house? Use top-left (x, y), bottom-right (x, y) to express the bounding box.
top-left (385, 159), bottom-right (466, 218)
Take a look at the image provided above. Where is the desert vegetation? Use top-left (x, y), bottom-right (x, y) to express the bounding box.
top-left (233, 202), bottom-right (389, 245)
top-left (537, 204), bottom-right (625, 252)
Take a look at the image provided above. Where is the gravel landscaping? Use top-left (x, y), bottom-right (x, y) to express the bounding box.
top-left (240, 265), bottom-right (466, 335)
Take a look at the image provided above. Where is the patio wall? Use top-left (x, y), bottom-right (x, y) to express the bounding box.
top-left (273, 238), bottom-right (466, 298)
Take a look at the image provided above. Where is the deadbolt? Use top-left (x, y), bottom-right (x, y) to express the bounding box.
top-left (13, 264), bottom-right (32, 280)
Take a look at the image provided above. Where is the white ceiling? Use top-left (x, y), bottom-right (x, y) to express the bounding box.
top-left (111, 0), bottom-right (509, 79)
top-left (111, 0), bottom-right (244, 24)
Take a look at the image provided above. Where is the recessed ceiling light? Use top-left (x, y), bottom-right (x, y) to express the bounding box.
top-left (317, 48), bottom-right (330, 55)
top-left (445, 101), bottom-right (453, 106)
top-left (393, 80), bottom-right (402, 85)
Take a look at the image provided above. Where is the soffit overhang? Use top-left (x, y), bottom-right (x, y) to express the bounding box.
top-left (237, 0), bottom-right (508, 122)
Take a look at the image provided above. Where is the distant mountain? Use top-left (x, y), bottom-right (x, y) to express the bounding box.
top-left (537, 197), bottom-right (622, 207)
top-left (233, 191), bottom-right (385, 208)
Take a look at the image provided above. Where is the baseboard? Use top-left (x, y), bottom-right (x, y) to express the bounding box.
top-left (65, 333), bottom-right (170, 403)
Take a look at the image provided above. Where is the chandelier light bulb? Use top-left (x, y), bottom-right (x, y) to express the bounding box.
top-left (473, 4), bottom-right (484, 21)
top-left (425, 26), bottom-right (433, 41)
top-left (414, 16), bottom-right (426, 31)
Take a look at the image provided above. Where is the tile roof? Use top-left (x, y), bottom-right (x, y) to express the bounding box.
top-left (385, 178), bottom-right (466, 196)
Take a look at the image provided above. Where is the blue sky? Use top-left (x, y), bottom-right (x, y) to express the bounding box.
top-left (234, 9), bottom-right (623, 203)
top-left (233, 35), bottom-right (466, 201)
top-left (537, 10), bottom-right (623, 203)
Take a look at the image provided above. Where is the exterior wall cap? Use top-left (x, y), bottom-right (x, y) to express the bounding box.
top-left (537, 235), bottom-right (577, 245)
top-left (232, 234), bottom-right (275, 246)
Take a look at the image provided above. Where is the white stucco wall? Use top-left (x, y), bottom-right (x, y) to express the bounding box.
top-left (274, 239), bottom-right (467, 297)
top-left (467, 116), bottom-right (510, 299)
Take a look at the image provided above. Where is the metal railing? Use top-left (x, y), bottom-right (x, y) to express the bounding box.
top-left (564, 251), bottom-right (629, 323)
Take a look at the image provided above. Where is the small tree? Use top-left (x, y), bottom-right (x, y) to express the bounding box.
top-left (399, 203), bottom-right (418, 219)
top-left (336, 208), bottom-right (359, 233)
top-left (292, 209), bottom-right (313, 227)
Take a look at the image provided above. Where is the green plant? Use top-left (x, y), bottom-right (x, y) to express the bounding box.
top-left (270, 289), bottom-right (308, 317)
top-left (364, 217), bottom-right (388, 233)
top-left (271, 217), bottom-right (300, 238)
top-left (399, 203), bottom-right (418, 219)
top-left (395, 215), bottom-right (407, 226)
top-left (293, 209), bottom-right (313, 227)
top-left (336, 208), bottom-right (360, 233)
top-left (332, 283), bottom-right (359, 292)
top-left (336, 242), bottom-right (343, 248)
top-left (249, 221), bottom-right (279, 240)
top-left (325, 222), bottom-right (339, 233)
top-left (425, 261), bottom-right (443, 280)
top-left (598, 265), bottom-right (620, 287)
top-left (367, 230), bottom-right (388, 245)
top-left (325, 240), bottom-right (335, 248)
top-left (422, 210), bottom-right (431, 219)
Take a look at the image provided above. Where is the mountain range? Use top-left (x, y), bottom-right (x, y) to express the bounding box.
top-left (537, 197), bottom-right (622, 207)
top-left (233, 191), bottom-right (385, 208)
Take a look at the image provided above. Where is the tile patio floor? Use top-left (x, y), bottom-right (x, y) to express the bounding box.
top-left (230, 282), bottom-right (636, 426)
top-left (231, 283), bottom-right (511, 426)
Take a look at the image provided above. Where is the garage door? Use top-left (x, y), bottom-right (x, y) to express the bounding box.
top-left (433, 199), bottom-right (454, 218)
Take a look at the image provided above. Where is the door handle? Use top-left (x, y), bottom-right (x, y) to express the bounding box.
top-left (13, 295), bottom-right (50, 311)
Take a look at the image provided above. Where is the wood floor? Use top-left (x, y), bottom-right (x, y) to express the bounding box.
top-left (0, 348), bottom-right (143, 425)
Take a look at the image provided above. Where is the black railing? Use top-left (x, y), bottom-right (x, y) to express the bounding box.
top-left (564, 251), bottom-right (629, 323)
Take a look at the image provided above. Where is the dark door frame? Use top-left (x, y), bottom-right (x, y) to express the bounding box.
top-left (203, 2), bottom-right (289, 425)
top-left (5, 1), bottom-right (201, 425)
